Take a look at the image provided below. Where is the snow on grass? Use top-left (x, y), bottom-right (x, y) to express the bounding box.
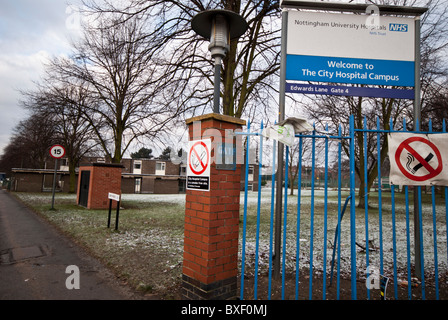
top-left (15, 190), bottom-right (447, 284)
top-left (105, 228), bottom-right (183, 253)
top-left (239, 189), bottom-right (448, 283)
top-left (120, 188), bottom-right (339, 205)
top-left (121, 193), bottom-right (186, 204)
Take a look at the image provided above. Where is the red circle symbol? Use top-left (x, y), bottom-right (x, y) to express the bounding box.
top-left (50, 145), bottom-right (66, 159)
top-left (188, 141), bottom-right (209, 175)
top-left (395, 137), bottom-right (443, 182)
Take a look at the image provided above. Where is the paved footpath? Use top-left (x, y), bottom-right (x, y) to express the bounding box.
top-left (0, 189), bottom-right (144, 300)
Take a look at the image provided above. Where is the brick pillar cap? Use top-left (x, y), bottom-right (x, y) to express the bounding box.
top-left (186, 113), bottom-right (246, 126)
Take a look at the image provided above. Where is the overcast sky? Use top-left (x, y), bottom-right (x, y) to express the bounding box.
top-left (1, 1), bottom-right (445, 158)
top-left (0, 0), bottom-right (84, 155)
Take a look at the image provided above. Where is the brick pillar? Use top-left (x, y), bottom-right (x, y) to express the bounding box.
top-left (182, 113), bottom-right (246, 300)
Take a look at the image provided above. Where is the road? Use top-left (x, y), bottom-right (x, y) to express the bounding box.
top-left (0, 189), bottom-right (143, 300)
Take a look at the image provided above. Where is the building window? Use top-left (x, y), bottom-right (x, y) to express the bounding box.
top-left (133, 160), bottom-right (142, 174)
top-left (60, 158), bottom-right (69, 172)
top-left (248, 165), bottom-right (254, 182)
top-left (156, 162), bottom-right (166, 175)
top-left (135, 177), bottom-right (142, 193)
top-left (179, 179), bottom-right (186, 193)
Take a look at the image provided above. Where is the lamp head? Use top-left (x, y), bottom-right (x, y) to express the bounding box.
top-left (192, 9), bottom-right (248, 62)
top-left (208, 13), bottom-right (230, 60)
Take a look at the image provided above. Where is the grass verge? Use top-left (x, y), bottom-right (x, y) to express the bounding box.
top-left (14, 192), bottom-right (185, 299)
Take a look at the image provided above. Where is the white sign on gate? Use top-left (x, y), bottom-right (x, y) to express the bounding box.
top-left (388, 133), bottom-right (448, 186)
top-left (186, 139), bottom-right (211, 191)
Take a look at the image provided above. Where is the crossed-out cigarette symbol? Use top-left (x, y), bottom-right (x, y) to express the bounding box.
top-left (192, 149), bottom-right (206, 170)
top-left (395, 137), bottom-right (443, 182)
top-left (189, 141), bottom-right (209, 175)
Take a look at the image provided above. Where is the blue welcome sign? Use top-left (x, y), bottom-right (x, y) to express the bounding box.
top-left (286, 55), bottom-right (415, 87)
top-left (285, 10), bottom-right (416, 98)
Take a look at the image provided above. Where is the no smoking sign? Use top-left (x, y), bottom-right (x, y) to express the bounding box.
top-left (389, 133), bottom-right (448, 186)
top-left (186, 139), bottom-right (211, 191)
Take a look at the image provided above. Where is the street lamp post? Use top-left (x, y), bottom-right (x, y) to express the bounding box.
top-left (192, 9), bottom-right (248, 114)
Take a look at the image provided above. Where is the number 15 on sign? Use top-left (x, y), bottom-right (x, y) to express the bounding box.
top-left (50, 145), bottom-right (66, 159)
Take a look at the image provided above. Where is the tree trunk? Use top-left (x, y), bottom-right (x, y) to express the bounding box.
top-left (358, 179), bottom-right (367, 208)
top-left (69, 163), bottom-right (76, 194)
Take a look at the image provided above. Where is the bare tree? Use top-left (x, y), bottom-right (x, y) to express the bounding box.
top-left (49, 13), bottom-right (181, 163)
top-left (288, 137), bottom-right (314, 195)
top-left (297, 0), bottom-right (448, 207)
top-left (418, 0), bottom-right (448, 130)
top-left (423, 83), bottom-right (448, 130)
top-left (82, 0), bottom-right (282, 122)
top-left (0, 112), bottom-right (58, 174)
top-left (20, 81), bottom-right (100, 193)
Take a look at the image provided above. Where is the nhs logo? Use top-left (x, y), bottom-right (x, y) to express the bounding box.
top-left (389, 23), bottom-right (408, 32)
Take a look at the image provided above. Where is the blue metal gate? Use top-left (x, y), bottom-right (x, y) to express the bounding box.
top-left (238, 115), bottom-right (448, 300)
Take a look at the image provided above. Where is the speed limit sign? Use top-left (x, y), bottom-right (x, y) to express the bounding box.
top-left (50, 145), bottom-right (66, 159)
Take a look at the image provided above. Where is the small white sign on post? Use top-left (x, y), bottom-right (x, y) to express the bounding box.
top-left (107, 192), bottom-right (121, 230)
top-left (108, 192), bottom-right (121, 201)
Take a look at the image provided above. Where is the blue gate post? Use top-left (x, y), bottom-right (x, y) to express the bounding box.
top-left (323, 123), bottom-right (329, 300)
top-left (444, 120), bottom-right (448, 278)
top-left (429, 119), bottom-right (440, 299)
top-left (349, 115), bottom-right (357, 299)
top-left (268, 136), bottom-right (277, 299)
top-left (240, 122), bottom-right (250, 299)
top-left (295, 137), bottom-right (303, 300)
top-left (337, 125), bottom-right (343, 299)
top-left (254, 121), bottom-right (264, 299)
top-left (362, 117), bottom-right (370, 300)
top-left (281, 145), bottom-right (289, 300)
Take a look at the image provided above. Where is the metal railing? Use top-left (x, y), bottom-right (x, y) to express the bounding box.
top-left (238, 116), bottom-right (447, 300)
